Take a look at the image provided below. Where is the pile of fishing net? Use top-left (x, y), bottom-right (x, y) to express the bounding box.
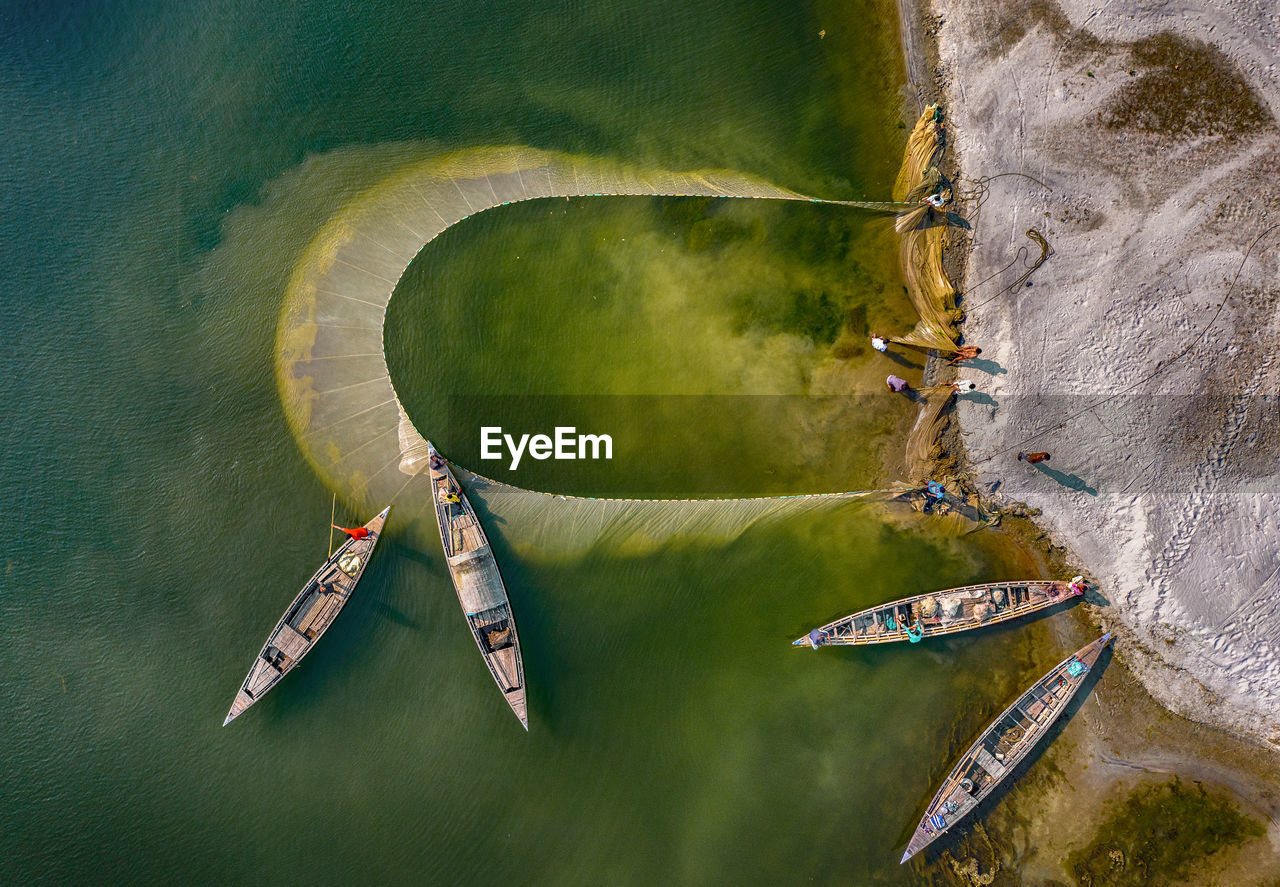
top-left (904, 385), bottom-right (956, 482)
top-left (889, 105), bottom-right (966, 354)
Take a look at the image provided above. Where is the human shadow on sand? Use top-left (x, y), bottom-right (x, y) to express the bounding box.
top-left (1082, 586), bottom-right (1111, 606)
top-left (960, 357), bottom-right (1007, 376)
top-left (1033, 463), bottom-right (1098, 496)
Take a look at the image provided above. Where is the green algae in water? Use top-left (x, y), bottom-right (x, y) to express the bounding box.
top-left (1066, 779), bottom-right (1263, 886)
top-left (385, 194), bottom-right (916, 497)
top-left (0, 0), bottom-right (1060, 883)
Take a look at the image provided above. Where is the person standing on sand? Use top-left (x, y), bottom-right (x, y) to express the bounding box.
top-left (871, 334), bottom-right (888, 353)
top-left (948, 345), bottom-right (981, 364)
top-left (953, 379), bottom-right (976, 392)
top-left (886, 374), bottom-right (910, 393)
top-left (1018, 452), bottom-right (1051, 463)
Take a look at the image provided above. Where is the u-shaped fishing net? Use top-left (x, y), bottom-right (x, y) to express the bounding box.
top-left (275, 133), bottom-right (973, 555)
top-left (275, 147), bottom-right (921, 556)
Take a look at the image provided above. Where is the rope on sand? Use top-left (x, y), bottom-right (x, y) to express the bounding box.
top-left (972, 222), bottom-right (1280, 463)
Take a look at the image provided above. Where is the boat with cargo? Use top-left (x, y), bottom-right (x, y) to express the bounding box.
top-left (795, 578), bottom-right (1086, 648)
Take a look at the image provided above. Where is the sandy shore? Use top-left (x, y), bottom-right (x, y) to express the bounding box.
top-left (918, 0), bottom-right (1280, 747)
top-left (944, 606), bottom-right (1280, 884)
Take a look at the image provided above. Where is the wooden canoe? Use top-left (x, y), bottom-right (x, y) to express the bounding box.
top-left (794, 579), bottom-right (1085, 648)
top-left (900, 633), bottom-right (1112, 863)
top-left (224, 506), bottom-right (391, 725)
top-left (427, 443), bottom-right (528, 730)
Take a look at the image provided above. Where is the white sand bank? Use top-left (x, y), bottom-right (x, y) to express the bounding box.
top-left (931, 0), bottom-right (1280, 744)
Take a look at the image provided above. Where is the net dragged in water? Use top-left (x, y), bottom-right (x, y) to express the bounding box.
top-left (905, 385), bottom-right (958, 482)
top-left (275, 147), bottom-right (904, 555)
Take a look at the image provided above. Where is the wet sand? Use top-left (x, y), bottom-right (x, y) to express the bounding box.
top-left (892, 0), bottom-right (1280, 879)
top-left (934, 0), bottom-right (1280, 746)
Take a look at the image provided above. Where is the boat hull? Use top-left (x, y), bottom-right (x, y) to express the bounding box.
top-left (795, 580), bottom-right (1083, 647)
top-left (900, 633), bottom-right (1112, 862)
top-left (428, 443), bottom-right (528, 729)
top-left (224, 506), bottom-right (391, 725)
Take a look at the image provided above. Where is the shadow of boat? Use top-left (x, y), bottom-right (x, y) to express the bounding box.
top-left (898, 643), bottom-right (1114, 866)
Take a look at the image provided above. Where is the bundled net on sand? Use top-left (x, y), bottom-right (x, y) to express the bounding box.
top-left (889, 106), bottom-right (963, 354)
top-left (904, 385), bottom-right (957, 482)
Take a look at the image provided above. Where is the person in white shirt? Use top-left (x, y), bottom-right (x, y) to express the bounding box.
top-left (871, 334), bottom-right (888, 352)
top-left (953, 380), bottom-right (976, 392)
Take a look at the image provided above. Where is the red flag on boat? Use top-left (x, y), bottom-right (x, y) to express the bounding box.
top-left (333, 525), bottom-right (370, 540)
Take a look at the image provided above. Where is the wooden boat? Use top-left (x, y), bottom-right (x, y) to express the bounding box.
top-left (224, 506), bottom-right (391, 725)
top-left (427, 443), bottom-right (528, 730)
top-left (900, 633), bottom-right (1112, 863)
top-left (793, 579), bottom-right (1085, 648)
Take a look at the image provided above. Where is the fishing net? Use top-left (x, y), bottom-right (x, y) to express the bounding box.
top-left (274, 135), bottom-right (979, 555)
top-left (454, 470), bottom-right (894, 561)
top-left (889, 106), bottom-right (963, 354)
top-left (275, 146), bottom-right (900, 556)
top-left (893, 106), bottom-right (945, 202)
top-left (886, 477), bottom-right (990, 535)
top-left (904, 385), bottom-right (957, 482)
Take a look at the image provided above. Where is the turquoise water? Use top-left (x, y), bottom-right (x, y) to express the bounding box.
top-left (1, 1), bottom-right (1068, 883)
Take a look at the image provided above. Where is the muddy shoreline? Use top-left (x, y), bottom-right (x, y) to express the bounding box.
top-left (888, 0), bottom-right (1280, 881)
